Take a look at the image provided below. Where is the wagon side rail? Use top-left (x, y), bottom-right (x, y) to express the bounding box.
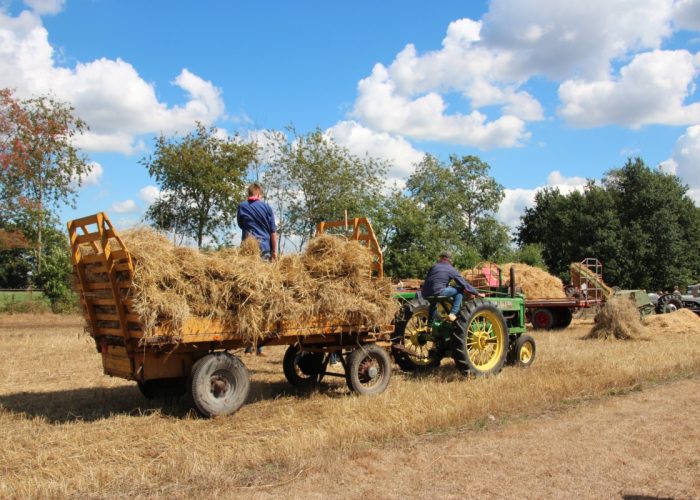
top-left (68, 212), bottom-right (143, 373)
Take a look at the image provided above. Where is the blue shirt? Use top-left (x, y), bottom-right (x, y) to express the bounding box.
top-left (236, 199), bottom-right (276, 253)
top-left (421, 261), bottom-right (478, 297)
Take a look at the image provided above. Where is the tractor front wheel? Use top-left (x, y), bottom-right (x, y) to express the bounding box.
top-left (509, 334), bottom-right (536, 367)
top-left (452, 298), bottom-right (509, 377)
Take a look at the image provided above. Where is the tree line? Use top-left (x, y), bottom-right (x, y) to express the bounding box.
top-left (2, 89), bottom-right (699, 311)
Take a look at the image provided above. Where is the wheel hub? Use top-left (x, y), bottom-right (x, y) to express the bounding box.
top-left (210, 375), bottom-right (230, 398)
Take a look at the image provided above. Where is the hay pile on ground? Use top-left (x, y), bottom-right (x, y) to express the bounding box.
top-left (463, 262), bottom-right (565, 298)
top-left (585, 295), bottom-right (646, 340)
top-left (644, 308), bottom-right (700, 334)
top-left (119, 228), bottom-right (395, 341)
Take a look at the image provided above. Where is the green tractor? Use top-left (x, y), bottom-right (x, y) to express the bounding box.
top-left (392, 269), bottom-right (535, 376)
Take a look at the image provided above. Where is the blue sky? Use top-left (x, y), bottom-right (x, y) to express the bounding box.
top-left (2, 0), bottom-right (700, 233)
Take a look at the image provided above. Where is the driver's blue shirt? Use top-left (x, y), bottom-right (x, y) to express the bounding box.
top-left (421, 261), bottom-right (478, 297)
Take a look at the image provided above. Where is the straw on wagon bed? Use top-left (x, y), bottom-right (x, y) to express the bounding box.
top-left (119, 228), bottom-right (396, 343)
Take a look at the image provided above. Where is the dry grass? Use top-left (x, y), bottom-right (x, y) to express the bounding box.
top-left (114, 228), bottom-right (395, 342)
top-left (1, 314), bottom-right (699, 497)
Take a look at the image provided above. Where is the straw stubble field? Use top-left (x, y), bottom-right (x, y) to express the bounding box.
top-left (0, 313), bottom-right (699, 498)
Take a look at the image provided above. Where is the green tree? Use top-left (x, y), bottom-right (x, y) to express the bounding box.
top-left (262, 126), bottom-right (388, 250)
top-left (517, 158), bottom-right (700, 290)
top-left (142, 123), bottom-right (257, 248)
top-left (0, 88), bottom-right (91, 274)
top-left (382, 154), bottom-right (505, 278)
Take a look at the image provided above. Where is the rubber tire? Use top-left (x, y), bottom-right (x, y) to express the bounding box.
top-left (452, 298), bottom-right (509, 377)
top-left (190, 352), bottom-right (250, 418)
top-left (392, 300), bottom-right (442, 372)
top-left (283, 344), bottom-right (325, 388)
top-left (512, 334), bottom-right (536, 367)
top-left (346, 344), bottom-right (392, 396)
top-left (531, 308), bottom-right (555, 330)
top-left (555, 308), bottom-right (573, 329)
top-left (656, 293), bottom-right (682, 314)
top-left (137, 377), bottom-right (187, 400)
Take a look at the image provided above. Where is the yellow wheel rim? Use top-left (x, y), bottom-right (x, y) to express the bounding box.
top-left (466, 310), bottom-right (506, 372)
top-left (402, 309), bottom-right (436, 366)
top-left (519, 341), bottom-right (533, 364)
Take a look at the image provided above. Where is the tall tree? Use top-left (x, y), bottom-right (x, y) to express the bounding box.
top-left (0, 88), bottom-right (91, 273)
top-left (142, 123), bottom-right (257, 248)
top-left (262, 126), bottom-right (388, 250)
top-left (518, 158), bottom-right (700, 290)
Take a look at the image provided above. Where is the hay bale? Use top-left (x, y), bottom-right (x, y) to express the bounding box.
top-left (585, 295), bottom-right (645, 340)
top-left (462, 262), bottom-right (566, 299)
top-left (118, 228), bottom-right (395, 341)
top-left (643, 308), bottom-right (700, 334)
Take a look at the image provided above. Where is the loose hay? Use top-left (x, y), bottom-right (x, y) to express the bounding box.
top-left (463, 262), bottom-right (566, 299)
top-left (585, 295), bottom-right (646, 340)
top-left (644, 308), bottom-right (700, 334)
top-left (117, 229), bottom-right (396, 342)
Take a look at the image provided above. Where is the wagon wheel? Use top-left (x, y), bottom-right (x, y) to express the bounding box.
top-left (346, 344), bottom-right (392, 396)
top-left (508, 334), bottom-right (536, 367)
top-left (283, 344), bottom-right (325, 388)
top-left (190, 352), bottom-right (250, 418)
top-left (137, 377), bottom-right (187, 400)
top-left (555, 308), bottom-right (573, 329)
top-left (531, 308), bottom-right (554, 330)
top-left (391, 301), bottom-right (442, 371)
top-left (452, 298), bottom-right (508, 377)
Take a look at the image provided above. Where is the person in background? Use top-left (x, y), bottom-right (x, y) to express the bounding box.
top-left (421, 251), bottom-right (483, 322)
top-left (237, 182), bottom-right (277, 355)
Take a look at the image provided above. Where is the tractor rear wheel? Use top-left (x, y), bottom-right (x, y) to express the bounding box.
top-left (190, 352), bottom-right (249, 417)
top-left (531, 308), bottom-right (555, 330)
top-left (452, 298), bottom-right (509, 377)
top-left (391, 300), bottom-right (442, 371)
top-left (283, 344), bottom-right (325, 388)
top-left (346, 344), bottom-right (392, 395)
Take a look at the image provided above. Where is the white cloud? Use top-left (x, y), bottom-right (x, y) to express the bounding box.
top-left (353, 63), bottom-right (529, 149)
top-left (481, 0), bottom-right (674, 80)
top-left (110, 199), bottom-right (139, 214)
top-left (558, 50), bottom-right (700, 127)
top-left (328, 120), bottom-right (424, 182)
top-left (23, 0), bottom-right (64, 15)
top-left (497, 171), bottom-right (589, 229)
top-left (0, 10), bottom-right (225, 154)
top-left (80, 161), bottom-right (103, 186)
top-left (138, 185), bottom-right (161, 206)
top-left (663, 125), bottom-right (700, 204)
top-left (673, 0), bottom-right (700, 31)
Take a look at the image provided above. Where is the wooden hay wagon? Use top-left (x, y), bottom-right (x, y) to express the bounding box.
top-left (68, 213), bottom-right (395, 417)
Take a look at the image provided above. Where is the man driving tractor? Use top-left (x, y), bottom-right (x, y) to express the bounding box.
top-left (421, 251), bottom-right (483, 322)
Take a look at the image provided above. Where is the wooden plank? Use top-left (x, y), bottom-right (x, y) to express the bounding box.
top-left (74, 230), bottom-right (117, 245)
top-left (75, 280), bottom-right (131, 291)
top-left (101, 346), bottom-right (133, 379)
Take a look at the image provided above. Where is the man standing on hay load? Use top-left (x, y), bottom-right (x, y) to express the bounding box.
top-left (421, 251), bottom-right (483, 322)
top-left (237, 182), bottom-right (277, 355)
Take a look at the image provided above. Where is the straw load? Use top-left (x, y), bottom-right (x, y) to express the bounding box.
top-left (585, 295), bottom-right (646, 340)
top-left (463, 262), bottom-right (566, 299)
top-left (643, 308), bottom-right (700, 334)
top-left (118, 228), bottom-right (396, 342)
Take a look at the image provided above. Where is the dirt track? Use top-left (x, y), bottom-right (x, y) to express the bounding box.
top-left (257, 377), bottom-right (700, 499)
